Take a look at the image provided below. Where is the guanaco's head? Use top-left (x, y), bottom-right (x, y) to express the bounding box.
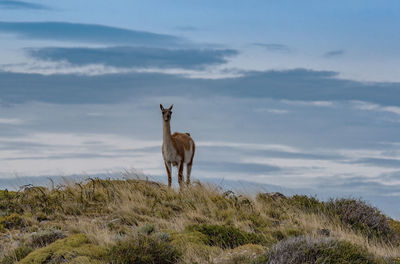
top-left (160, 104), bottom-right (173, 122)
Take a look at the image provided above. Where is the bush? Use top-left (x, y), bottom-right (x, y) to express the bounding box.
top-left (30, 229), bottom-right (66, 248)
top-left (325, 199), bottom-right (393, 240)
top-left (18, 234), bottom-right (107, 264)
top-left (390, 220), bottom-right (400, 235)
top-left (0, 213), bottom-right (26, 230)
top-left (0, 246), bottom-right (33, 264)
top-left (108, 234), bottom-right (182, 264)
top-left (286, 195), bottom-right (396, 242)
top-left (187, 224), bottom-right (267, 249)
top-left (288, 195), bottom-right (324, 213)
top-left (138, 224), bottom-right (156, 235)
top-left (256, 236), bottom-right (383, 264)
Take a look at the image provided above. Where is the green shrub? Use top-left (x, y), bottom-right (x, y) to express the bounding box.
top-left (288, 195), bottom-right (324, 213)
top-left (18, 234), bottom-right (107, 264)
top-left (30, 228), bottom-right (66, 248)
top-left (256, 236), bottom-right (384, 264)
top-left (390, 220), bottom-right (400, 235)
top-left (0, 190), bottom-right (20, 215)
top-left (108, 234), bottom-right (182, 264)
top-left (0, 246), bottom-right (33, 264)
top-left (138, 224), bottom-right (156, 235)
top-left (187, 224), bottom-right (267, 249)
top-left (0, 213), bottom-right (26, 230)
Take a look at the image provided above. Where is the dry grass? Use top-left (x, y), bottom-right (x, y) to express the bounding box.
top-left (0, 177), bottom-right (399, 263)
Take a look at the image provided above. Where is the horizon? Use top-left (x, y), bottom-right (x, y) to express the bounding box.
top-left (0, 0), bottom-right (400, 219)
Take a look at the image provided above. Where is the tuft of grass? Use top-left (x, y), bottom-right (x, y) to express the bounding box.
top-left (187, 224), bottom-right (268, 249)
top-left (0, 246), bottom-right (33, 264)
top-left (30, 228), bottom-right (66, 248)
top-left (214, 244), bottom-right (265, 264)
top-left (108, 233), bottom-right (182, 264)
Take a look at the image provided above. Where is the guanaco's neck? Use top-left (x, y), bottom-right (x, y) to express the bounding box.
top-left (163, 120), bottom-right (173, 145)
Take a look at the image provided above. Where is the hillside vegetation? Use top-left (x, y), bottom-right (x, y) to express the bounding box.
top-left (0, 178), bottom-right (399, 263)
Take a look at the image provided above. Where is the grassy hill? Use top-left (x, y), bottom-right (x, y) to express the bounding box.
top-left (0, 178), bottom-right (399, 263)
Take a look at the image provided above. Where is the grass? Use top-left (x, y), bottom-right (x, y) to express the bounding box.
top-left (0, 177), bottom-right (399, 263)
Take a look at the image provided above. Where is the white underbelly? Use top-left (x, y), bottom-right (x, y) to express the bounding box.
top-left (183, 144), bottom-right (193, 163)
top-left (163, 146), bottom-right (179, 164)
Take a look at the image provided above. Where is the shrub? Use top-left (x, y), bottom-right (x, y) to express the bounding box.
top-left (108, 234), bottom-right (182, 264)
top-left (138, 224), bottom-right (155, 235)
top-left (18, 234), bottom-right (107, 264)
top-left (389, 219), bottom-right (400, 243)
top-left (325, 199), bottom-right (393, 240)
top-left (187, 224), bottom-right (267, 249)
top-left (286, 195), bottom-right (397, 242)
top-left (0, 213), bottom-right (26, 230)
top-left (256, 236), bottom-right (383, 264)
top-left (0, 246), bottom-right (33, 264)
top-left (288, 195), bottom-right (324, 213)
top-left (30, 229), bottom-right (66, 248)
top-left (0, 190), bottom-right (20, 215)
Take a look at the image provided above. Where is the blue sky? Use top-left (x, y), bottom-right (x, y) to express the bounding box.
top-left (0, 0), bottom-right (400, 218)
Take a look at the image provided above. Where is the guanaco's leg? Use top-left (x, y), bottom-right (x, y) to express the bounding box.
top-left (178, 162), bottom-right (184, 188)
top-left (164, 161), bottom-right (172, 187)
top-left (187, 142), bottom-right (195, 186)
top-left (186, 164), bottom-right (192, 185)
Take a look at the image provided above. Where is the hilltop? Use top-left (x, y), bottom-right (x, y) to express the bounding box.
top-left (0, 178), bottom-right (399, 264)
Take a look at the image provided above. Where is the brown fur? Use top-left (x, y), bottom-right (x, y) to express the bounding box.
top-left (171, 132), bottom-right (192, 158)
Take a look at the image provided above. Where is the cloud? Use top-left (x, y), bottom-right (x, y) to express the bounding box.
top-left (252, 43), bottom-right (291, 53)
top-left (197, 161), bottom-right (281, 174)
top-left (27, 46), bottom-right (238, 69)
top-left (282, 100), bottom-right (334, 107)
top-left (175, 26), bottom-right (199, 31)
top-left (1, 69), bottom-right (400, 106)
top-left (0, 0), bottom-right (49, 10)
top-left (0, 21), bottom-right (185, 46)
top-left (253, 108), bottom-right (289, 114)
top-left (0, 118), bottom-right (23, 125)
top-left (353, 101), bottom-right (400, 116)
top-left (198, 141), bottom-right (300, 153)
top-left (350, 158), bottom-right (400, 168)
top-left (323, 49), bottom-right (345, 58)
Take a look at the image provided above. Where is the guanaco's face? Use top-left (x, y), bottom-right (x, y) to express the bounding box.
top-left (160, 104), bottom-right (173, 122)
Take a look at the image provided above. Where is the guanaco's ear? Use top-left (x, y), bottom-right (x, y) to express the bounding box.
top-left (168, 104), bottom-right (173, 110)
top-left (160, 104), bottom-right (164, 111)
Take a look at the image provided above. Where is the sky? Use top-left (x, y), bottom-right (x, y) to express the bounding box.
top-left (0, 0), bottom-right (400, 218)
